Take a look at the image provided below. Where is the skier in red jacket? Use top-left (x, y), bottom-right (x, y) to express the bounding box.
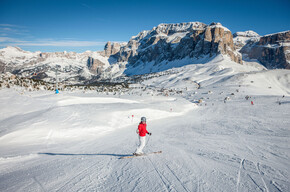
top-left (133, 117), bottom-right (152, 156)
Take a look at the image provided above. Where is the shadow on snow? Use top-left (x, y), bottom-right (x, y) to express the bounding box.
top-left (38, 152), bottom-right (131, 158)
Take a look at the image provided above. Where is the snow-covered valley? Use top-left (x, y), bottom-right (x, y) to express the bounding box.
top-left (0, 55), bottom-right (289, 191)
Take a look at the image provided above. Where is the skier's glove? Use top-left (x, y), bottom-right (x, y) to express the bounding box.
top-left (148, 132), bottom-right (152, 136)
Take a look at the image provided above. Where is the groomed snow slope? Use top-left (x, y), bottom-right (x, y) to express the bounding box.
top-left (0, 56), bottom-right (289, 191)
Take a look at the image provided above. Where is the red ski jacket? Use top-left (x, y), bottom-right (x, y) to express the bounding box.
top-left (137, 123), bottom-right (148, 137)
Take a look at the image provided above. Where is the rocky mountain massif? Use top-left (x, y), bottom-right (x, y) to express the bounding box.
top-left (103, 22), bottom-right (242, 75)
top-left (0, 22), bottom-right (289, 84)
top-left (240, 31), bottom-right (290, 69)
top-left (0, 47), bottom-right (113, 83)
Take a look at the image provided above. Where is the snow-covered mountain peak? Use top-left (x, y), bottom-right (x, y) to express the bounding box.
top-left (131, 22), bottom-right (233, 45)
top-left (208, 22), bottom-right (230, 31)
top-left (2, 46), bottom-right (23, 52)
top-left (154, 22), bottom-right (207, 33)
top-left (1, 46), bottom-right (35, 56)
top-left (233, 30), bottom-right (260, 51)
top-left (233, 30), bottom-right (260, 38)
top-left (131, 30), bottom-right (151, 41)
top-left (105, 41), bottom-right (127, 47)
top-left (131, 22), bottom-right (207, 42)
top-left (0, 46), bottom-right (40, 62)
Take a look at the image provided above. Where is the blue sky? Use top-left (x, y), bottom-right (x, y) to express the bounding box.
top-left (0, 0), bottom-right (289, 52)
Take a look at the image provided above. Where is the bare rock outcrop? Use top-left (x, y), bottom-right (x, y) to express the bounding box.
top-left (87, 57), bottom-right (105, 74)
top-left (103, 42), bottom-right (127, 57)
top-left (240, 31), bottom-right (290, 69)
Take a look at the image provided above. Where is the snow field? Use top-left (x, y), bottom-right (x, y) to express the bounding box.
top-left (0, 55), bottom-right (289, 191)
top-left (0, 89), bottom-right (193, 154)
top-left (0, 87), bottom-right (289, 191)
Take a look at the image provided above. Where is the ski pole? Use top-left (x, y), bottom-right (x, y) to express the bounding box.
top-left (145, 134), bottom-right (151, 147)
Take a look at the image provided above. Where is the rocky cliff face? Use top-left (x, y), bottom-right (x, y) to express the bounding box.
top-left (102, 42), bottom-right (127, 57)
top-left (87, 57), bottom-right (105, 74)
top-left (240, 31), bottom-right (290, 69)
top-left (104, 22), bottom-right (242, 75)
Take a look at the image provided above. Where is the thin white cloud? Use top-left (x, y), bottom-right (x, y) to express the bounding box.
top-left (17, 40), bottom-right (106, 47)
top-left (0, 24), bottom-right (30, 37)
top-left (0, 37), bottom-right (106, 47)
top-left (1, 28), bottom-right (13, 31)
top-left (0, 24), bottom-right (107, 48)
top-left (0, 37), bottom-right (25, 43)
top-left (0, 24), bottom-right (23, 27)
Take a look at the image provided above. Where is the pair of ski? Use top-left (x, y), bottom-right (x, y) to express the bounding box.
top-left (120, 151), bottom-right (162, 159)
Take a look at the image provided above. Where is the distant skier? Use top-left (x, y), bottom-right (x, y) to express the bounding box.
top-left (133, 117), bottom-right (152, 156)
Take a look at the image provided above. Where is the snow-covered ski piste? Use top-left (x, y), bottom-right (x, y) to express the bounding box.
top-left (0, 57), bottom-right (289, 191)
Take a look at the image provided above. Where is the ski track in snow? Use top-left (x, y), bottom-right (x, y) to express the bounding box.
top-left (148, 158), bottom-right (172, 192)
top-left (164, 163), bottom-right (190, 192)
top-left (256, 162), bottom-right (270, 192)
top-left (32, 177), bottom-right (46, 192)
top-left (236, 158), bottom-right (245, 192)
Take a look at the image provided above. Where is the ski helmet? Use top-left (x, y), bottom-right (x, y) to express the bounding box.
top-left (141, 117), bottom-right (146, 122)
